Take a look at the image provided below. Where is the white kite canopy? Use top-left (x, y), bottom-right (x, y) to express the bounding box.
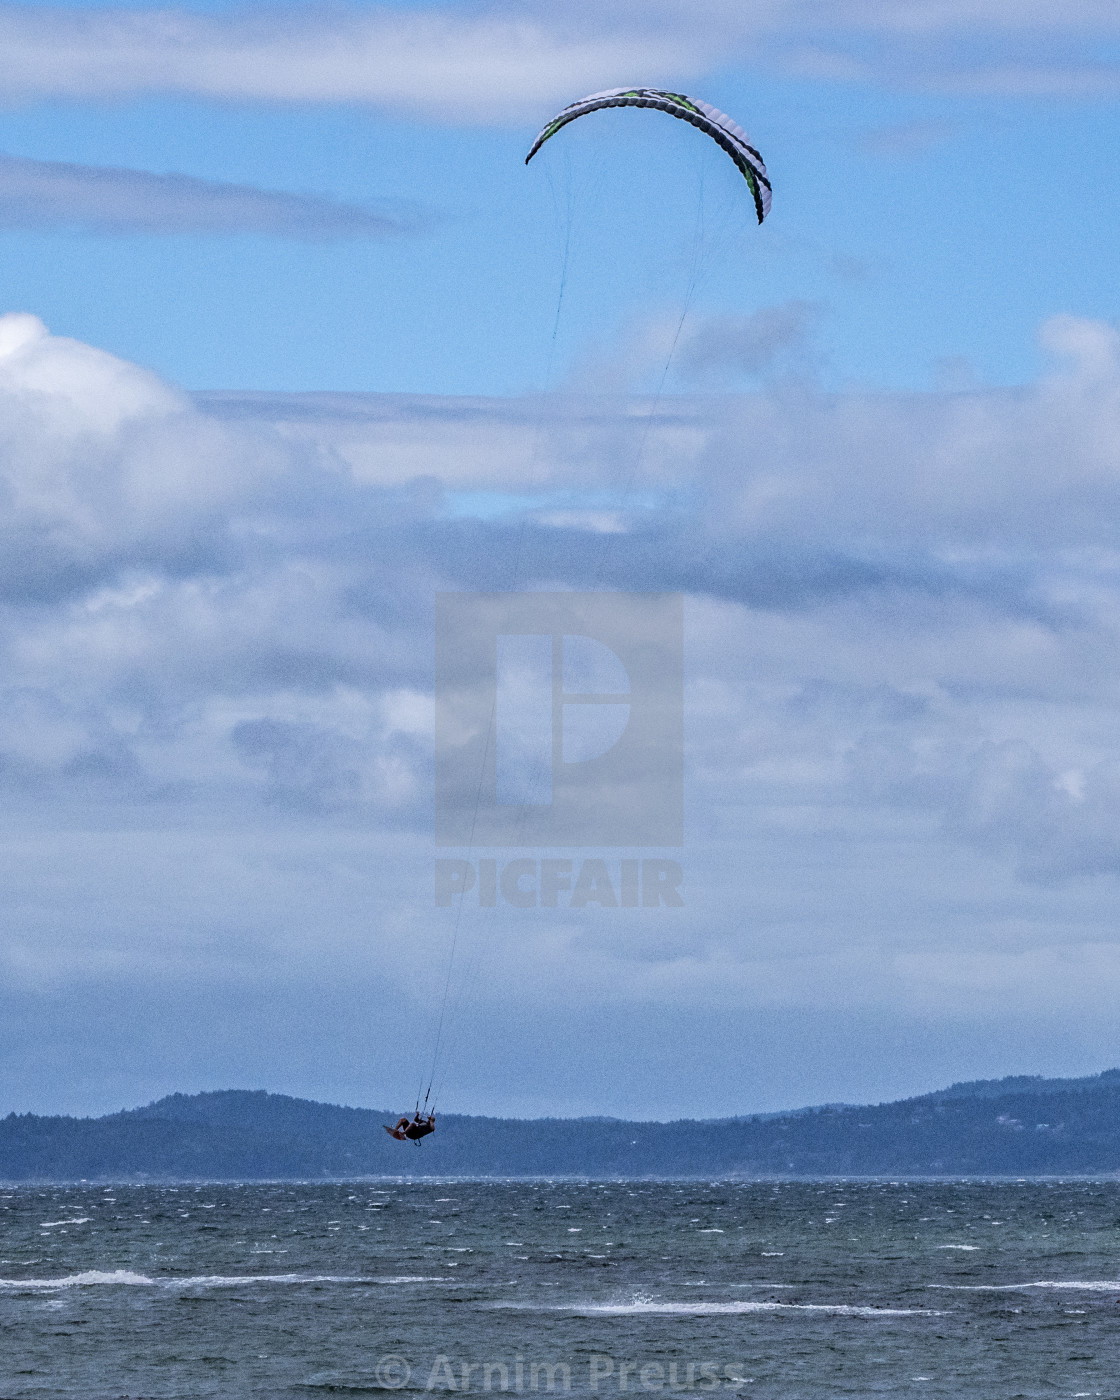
top-left (525, 87), bottom-right (771, 224)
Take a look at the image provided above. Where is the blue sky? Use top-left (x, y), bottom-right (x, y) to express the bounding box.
top-left (5, 0), bottom-right (1120, 1119)
top-left (0, 4), bottom-right (1116, 393)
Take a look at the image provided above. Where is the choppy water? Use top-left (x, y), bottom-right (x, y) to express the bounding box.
top-left (1, 1178), bottom-right (1118, 1398)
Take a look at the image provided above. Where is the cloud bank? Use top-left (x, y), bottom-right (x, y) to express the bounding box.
top-left (0, 2), bottom-right (1118, 114)
top-left (0, 6), bottom-right (691, 117)
top-left (0, 153), bottom-right (420, 238)
top-left (4, 310), bottom-right (1120, 1115)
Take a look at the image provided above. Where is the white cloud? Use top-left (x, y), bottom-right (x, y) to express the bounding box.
top-left (678, 302), bottom-right (821, 381)
top-left (0, 2), bottom-right (1116, 113)
top-left (0, 6), bottom-right (699, 117)
top-left (0, 312), bottom-right (278, 603)
top-left (0, 153), bottom-right (421, 238)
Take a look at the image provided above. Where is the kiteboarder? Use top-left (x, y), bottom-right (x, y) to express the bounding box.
top-left (384, 1111), bottom-right (436, 1143)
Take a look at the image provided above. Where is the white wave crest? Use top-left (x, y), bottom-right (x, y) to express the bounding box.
top-left (0, 1271), bottom-right (446, 1291)
top-left (0, 1270), bottom-right (154, 1289)
top-left (486, 1299), bottom-right (939, 1317)
top-left (933, 1280), bottom-right (1120, 1292)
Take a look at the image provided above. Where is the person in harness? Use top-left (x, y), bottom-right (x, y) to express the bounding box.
top-left (384, 1111), bottom-right (435, 1143)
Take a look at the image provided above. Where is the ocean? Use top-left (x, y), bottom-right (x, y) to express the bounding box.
top-left (1, 1178), bottom-right (1117, 1398)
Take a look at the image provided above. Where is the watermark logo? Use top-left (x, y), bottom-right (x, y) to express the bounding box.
top-left (435, 857), bottom-right (684, 908)
top-left (373, 1353), bottom-right (755, 1392)
top-left (435, 593), bottom-right (682, 847)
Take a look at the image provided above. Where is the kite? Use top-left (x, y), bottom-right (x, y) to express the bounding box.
top-left (526, 88), bottom-right (771, 224)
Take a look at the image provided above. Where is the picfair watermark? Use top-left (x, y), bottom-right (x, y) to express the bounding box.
top-left (435, 857), bottom-right (684, 908)
top-left (435, 592), bottom-right (683, 849)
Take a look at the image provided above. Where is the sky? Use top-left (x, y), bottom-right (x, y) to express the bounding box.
top-left (4, 0), bottom-right (1120, 1119)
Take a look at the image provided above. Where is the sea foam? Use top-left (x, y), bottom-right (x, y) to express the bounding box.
top-left (932, 1280), bottom-right (1120, 1292)
top-left (0, 1271), bottom-right (445, 1291)
top-left (486, 1298), bottom-right (940, 1317)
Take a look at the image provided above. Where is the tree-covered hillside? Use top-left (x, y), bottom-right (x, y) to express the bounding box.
top-left (3, 1072), bottom-right (1120, 1180)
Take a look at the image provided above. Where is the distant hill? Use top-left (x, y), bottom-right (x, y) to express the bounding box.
top-left (4, 1071), bottom-right (1120, 1180)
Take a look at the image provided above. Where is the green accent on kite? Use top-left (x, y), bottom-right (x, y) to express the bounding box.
top-left (662, 92), bottom-right (703, 114)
